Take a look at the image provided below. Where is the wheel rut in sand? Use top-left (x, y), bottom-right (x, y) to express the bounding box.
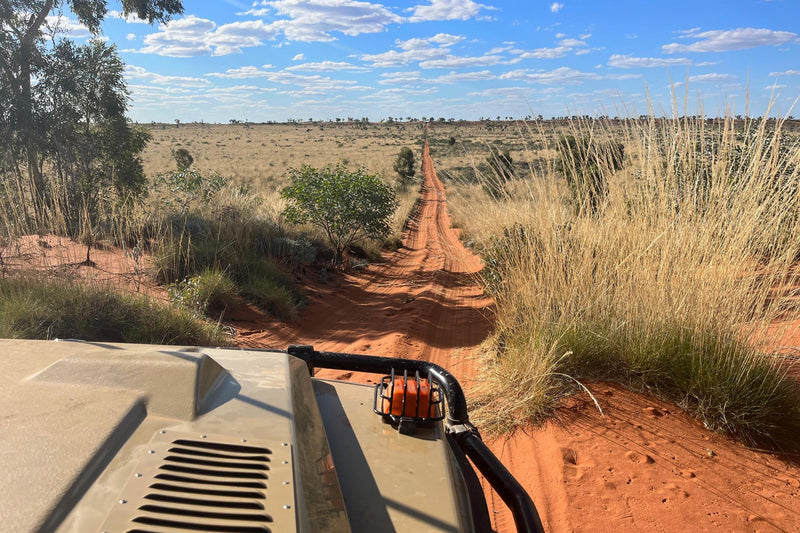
top-left (240, 136), bottom-right (493, 386)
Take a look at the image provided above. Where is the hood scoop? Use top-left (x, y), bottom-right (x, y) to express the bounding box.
top-left (101, 431), bottom-right (296, 533)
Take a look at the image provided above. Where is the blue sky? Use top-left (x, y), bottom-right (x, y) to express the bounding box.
top-left (53, 0), bottom-right (800, 122)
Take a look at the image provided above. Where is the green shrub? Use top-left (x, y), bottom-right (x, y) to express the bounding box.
top-left (393, 147), bottom-right (416, 191)
top-left (172, 147), bottom-right (194, 170)
top-left (240, 276), bottom-right (300, 320)
top-left (281, 163), bottom-right (397, 262)
top-left (167, 268), bottom-right (237, 318)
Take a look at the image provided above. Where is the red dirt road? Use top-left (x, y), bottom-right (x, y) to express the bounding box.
top-left (238, 139), bottom-right (493, 387)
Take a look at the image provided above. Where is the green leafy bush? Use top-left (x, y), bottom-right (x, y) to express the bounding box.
top-left (281, 163), bottom-right (397, 262)
top-left (172, 147), bottom-right (194, 170)
top-left (393, 147), bottom-right (416, 191)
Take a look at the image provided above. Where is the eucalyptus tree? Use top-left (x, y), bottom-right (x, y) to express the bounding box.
top-left (0, 0), bottom-right (182, 231)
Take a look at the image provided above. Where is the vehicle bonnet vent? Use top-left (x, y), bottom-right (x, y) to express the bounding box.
top-left (101, 431), bottom-right (296, 533)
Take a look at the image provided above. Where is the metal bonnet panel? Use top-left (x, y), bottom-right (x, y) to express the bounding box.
top-left (100, 430), bottom-right (296, 533)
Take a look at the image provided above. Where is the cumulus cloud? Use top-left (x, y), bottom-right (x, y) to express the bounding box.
top-left (126, 33), bottom-right (136, 40)
top-left (249, 0), bottom-right (403, 41)
top-left (419, 53), bottom-right (504, 69)
top-left (361, 34), bottom-right (463, 67)
top-left (608, 54), bottom-right (693, 68)
top-left (205, 66), bottom-right (369, 93)
top-left (513, 35), bottom-right (589, 60)
top-left (432, 70), bottom-right (495, 83)
top-left (45, 15), bottom-right (91, 38)
top-left (550, 2), bottom-right (564, 13)
top-left (107, 10), bottom-right (150, 24)
top-left (663, 27), bottom-right (799, 53)
top-left (137, 16), bottom-right (279, 56)
top-left (292, 53), bottom-right (305, 61)
top-left (285, 61), bottom-right (369, 71)
top-left (409, 0), bottom-right (492, 22)
top-left (379, 71), bottom-right (425, 85)
top-left (516, 46), bottom-right (571, 59)
top-left (501, 67), bottom-right (599, 84)
top-left (125, 65), bottom-right (211, 87)
top-left (204, 66), bottom-right (276, 79)
top-left (559, 38), bottom-right (586, 48)
top-left (688, 73), bottom-right (736, 82)
top-left (379, 69), bottom-right (494, 86)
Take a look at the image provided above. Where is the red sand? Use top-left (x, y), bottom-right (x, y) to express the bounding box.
top-left (9, 139), bottom-right (800, 532)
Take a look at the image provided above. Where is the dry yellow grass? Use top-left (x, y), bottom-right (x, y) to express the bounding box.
top-left (446, 114), bottom-right (800, 443)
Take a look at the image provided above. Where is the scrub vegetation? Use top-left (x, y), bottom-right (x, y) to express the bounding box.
top-left (447, 112), bottom-right (800, 445)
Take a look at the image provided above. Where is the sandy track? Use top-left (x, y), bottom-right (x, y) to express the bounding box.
top-left (236, 137), bottom-right (800, 533)
top-left (240, 138), bottom-right (492, 388)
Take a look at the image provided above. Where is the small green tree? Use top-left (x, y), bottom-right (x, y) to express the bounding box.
top-left (556, 135), bottom-right (624, 216)
top-left (393, 147), bottom-right (416, 191)
top-left (281, 163), bottom-right (397, 262)
top-left (173, 148), bottom-right (194, 170)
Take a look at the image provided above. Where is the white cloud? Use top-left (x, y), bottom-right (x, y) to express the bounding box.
top-left (379, 71), bottom-right (425, 85)
top-left (107, 10), bottom-right (150, 24)
top-left (378, 69), bottom-right (494, 85)
top-left (205, 66), bottom-right (369, 93)
top-left (263, 0), bottom-right (403, 41)
top-left (45, 15), bottom-right (91, 38)
top-left (361, 34), bottom-right (462, 67)
top-left (663, 27), bottom-right (799, 53)
top-left (512, 34), bottom-right (590, 60)
top-left (286, 61), bottom-right (368, 71)
top-left (770, 69), bottom-right (800, 76)
top-left (608, 54), bottom-right (693, 68)
top-left (432, 70), bottom-right (495, 83)
top-left (126, 33), bottom-right (137, 41)
top-left (125, 65), bottom-right (211, 87)
top-left (605, 73), bottom-right (642, 80)
top-left (550, 2), bottom-right (564, 13)
top-left (409, 0), bottom-right (492, 22)
top-left (137, 16), bottom-right (279, 56)
top-left (500, 67), bottom-right (599, 85)
top-left (292, 53), bottom-right (305, 61)
top-left (211, 20), bottom-right (281, 55)
top-left (517, 46), bottom-right (571, 59)
top-left (559, 38), bottom-right (586, 48)
top-left (204, 66), bottom-right (276, 79)
top-left (419, 54), bottom-right (504, 69)
top-left (688, 73), bottom-right (736, 82)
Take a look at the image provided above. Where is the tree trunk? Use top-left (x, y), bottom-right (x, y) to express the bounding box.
top-left (18, 0), bottom-right (54, 218)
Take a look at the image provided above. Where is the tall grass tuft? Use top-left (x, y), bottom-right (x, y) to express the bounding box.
top-left (0, 276), bottom-right (227, 345)
top-left (456, 110), bottom-right (800, 444)
top-left (150, 182), bottom-right (308, 319)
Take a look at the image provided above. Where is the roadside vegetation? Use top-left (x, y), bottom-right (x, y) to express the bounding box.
top-left (449, 111), bottom-right (800, 445)
top-left (0, 0), bottom-right (406, 343)
top-left (0, 276), bottom-right (226, 345)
